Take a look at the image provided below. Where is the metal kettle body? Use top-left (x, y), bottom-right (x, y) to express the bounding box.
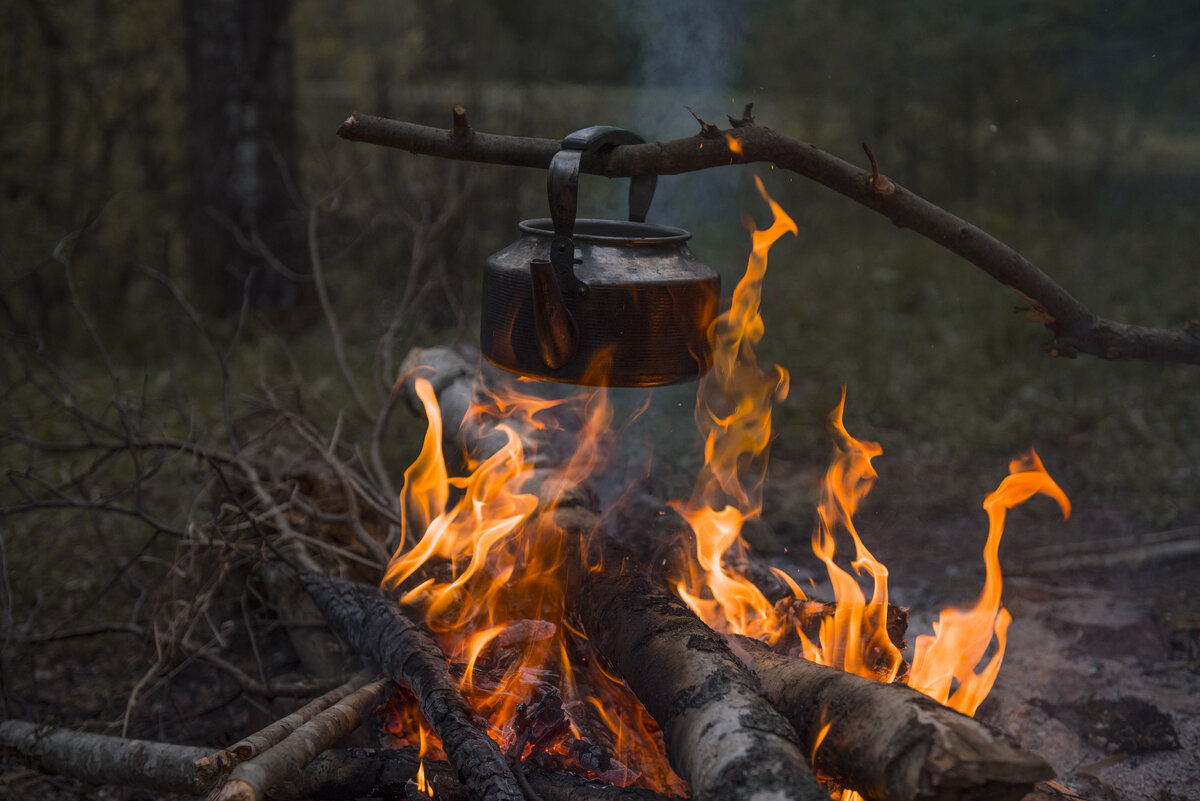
top-left (480, 127), bottom-right (720, 387)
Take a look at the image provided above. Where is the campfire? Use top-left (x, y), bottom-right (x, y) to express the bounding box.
top-left (14, 107), bottom-right (1164, 801)
top-left (293, 180), bottom-right (1068, 801)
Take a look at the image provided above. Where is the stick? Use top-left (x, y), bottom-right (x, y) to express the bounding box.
top-left (339, 110), bottom-right (1200, 365)
top-left (195, 668), bottom-right (378, 786)
top-left (726, 635), bottom-right (1053, 801)
top-left (298, 570), bottom-right (525, 801)
top-left (215, 676), bottom-right (391, 801)
top-left (1011, 525), bottom-right (1200, 574)
top-left (0, 719), bottom-right (210, 795)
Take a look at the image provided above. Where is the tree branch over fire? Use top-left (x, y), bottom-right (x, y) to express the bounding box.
top-left (337, 108), bottom-right (1200, 366)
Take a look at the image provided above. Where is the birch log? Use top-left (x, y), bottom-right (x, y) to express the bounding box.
top-left (727, 635), bottom-right (1053, 801)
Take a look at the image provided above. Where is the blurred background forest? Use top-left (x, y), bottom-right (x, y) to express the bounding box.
top-left (5, 0), bottom-right (1197, 512)
top-left (1, 0), bottom-right (1199, 792)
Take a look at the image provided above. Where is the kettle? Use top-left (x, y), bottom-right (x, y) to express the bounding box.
top-left (480, 126), bottom-right (720, 387)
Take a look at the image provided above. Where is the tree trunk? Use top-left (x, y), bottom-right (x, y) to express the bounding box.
top-left (182, 0), bottom-right (305, 316)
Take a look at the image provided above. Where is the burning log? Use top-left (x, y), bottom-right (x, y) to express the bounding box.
top-left (298, 569), bottom-right (525, 801)
top-left (395, 345), bottom-right (1058, 801)
top-left (572, 553), bottom-right (830, 801)
top-left (726, 635), bottom-right (1053, 801)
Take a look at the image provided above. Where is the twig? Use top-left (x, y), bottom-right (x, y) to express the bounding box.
top-left (307, 202), bottom-right (375, 422)
top-left (337, 110), bottom-right (1200, 365)
top-left (272, 408), bottom-right (391, 566)
top-left (1011, 525), bottom-right (1200, 574)
top-left (214, 676), bottom-right (390, 801)
top-left (197, 668), bottom-right (377, 784)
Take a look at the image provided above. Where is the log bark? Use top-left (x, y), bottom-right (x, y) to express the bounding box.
top-left (0, 719), bottom-right (211, 795)
top-left (216, 676), bottom-right (391, 801)
top-left (340, 111), bottom-right (1200, 366)
top-left (573, 550), bottom-right (830, 801)
top-left (297, 570), bottom-right (524, 801)
top-left (726, 635), bottom-right (1053, 801)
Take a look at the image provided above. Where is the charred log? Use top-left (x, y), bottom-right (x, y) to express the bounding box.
top-left (726, 635), bottom-right (1053, 801)
top-left (297, 570), bottom-right (524, 801)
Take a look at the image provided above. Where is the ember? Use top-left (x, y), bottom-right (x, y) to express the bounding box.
top-left (378, 182), bottom-right (1070, 799)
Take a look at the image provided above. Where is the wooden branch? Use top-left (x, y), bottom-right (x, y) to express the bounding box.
top-left (726, 635), bottom-right (1053, 801)
top-left (216, 676), bottom-right (391, 801)
top-left (195, 669), bottom-right (378, 786)
top-left (298, 570), bottom-right (525, 801)
top-left (338, 111), bottom-right (1200, 365)
top-left (0, 721), bottom-right (676, 801)
top-left (0, 719), bottom-right (210, 795)
top-left (1010, 524), bottom-right (1200, 575)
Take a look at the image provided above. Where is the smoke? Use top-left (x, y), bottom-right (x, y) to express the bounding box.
top-left (600, 0), bottom-right (751, 228)
top-left (613, 0), bottom-right (748, 136)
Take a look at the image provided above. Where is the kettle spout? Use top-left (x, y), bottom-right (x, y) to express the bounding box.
top-left (529, 258), bottom-right (577, 370)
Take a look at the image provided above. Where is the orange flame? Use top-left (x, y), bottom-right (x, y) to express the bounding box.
top-left (906, 450), bottom-right (1070, 714)
top-left (672, 175), bottom-right (795, 641)
top-left (799, 388), bottom-right (903, 681)
top-left (381, 366), bottom-right (678, 788)
top-left (380, 179), bottom-right (1071, 797)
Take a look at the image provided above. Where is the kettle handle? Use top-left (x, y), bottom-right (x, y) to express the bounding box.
top-left (547, 126), bottom-right (657, 295)
top-left (549, 126), bottom-right (657, 235)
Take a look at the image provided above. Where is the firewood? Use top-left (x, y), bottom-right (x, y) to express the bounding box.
top-left (0, 721), bottom-right (680, 801)
top-left (726, 635), bottom-right (1054, 801)
top-left (572, 545), bottom-right (830, 801)
top-left (195, 668), bottom-right (378, 785)
top-left (0, 719), bottom-right (211, 795)
top-left (213, 676), bottom-right (390, 801)
top-left (298, 570), bottom-right (525, 801)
